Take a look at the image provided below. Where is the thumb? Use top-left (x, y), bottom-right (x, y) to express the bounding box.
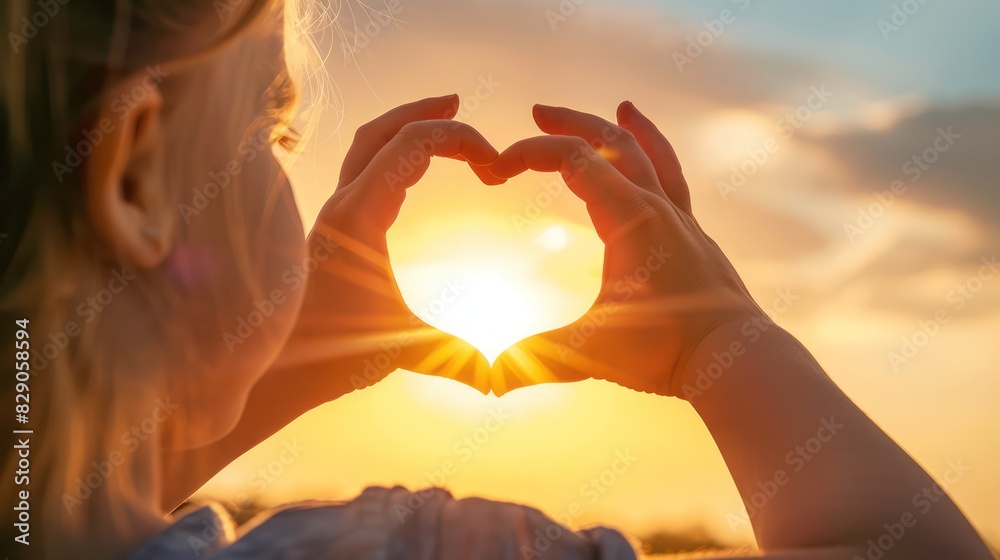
top-left (488, 135), bottom-right (646, 245)
top-left (490, 327), bottom-right (591, 397)
top-left (397, 320), bottom-right (492, 395)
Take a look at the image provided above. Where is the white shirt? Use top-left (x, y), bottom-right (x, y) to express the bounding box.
top-left (128, 486), bottom-right (636, 559)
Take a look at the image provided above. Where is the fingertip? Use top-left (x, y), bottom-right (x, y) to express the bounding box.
top-left (486, 168), bottom-right (512, 181)
top-left (439, 340), bottom-right (492, 395)
top-left (442, 94), bottom-right (460, 119)
top-left (488, 354), bottom-right (510, 397)
top-left (627, 100), bottom-right (645, 118)
top-left (616, 100), bottom-right (634, 127)
top-left (473, 352), bottom-right (493, 395)
top-left (472, 374), bottom-right (493, 397)
top-left (480, 143), bottom-right (502, 163)
top-left (470, 163), bottom-right (507, 186)
top-left (486, 157), bottom-right (518, 180)
top-left (532, 103), bottom-right (559, 132)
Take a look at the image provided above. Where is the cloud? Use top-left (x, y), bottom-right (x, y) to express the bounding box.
top-left (817, 102), bottom-right (1000, 236)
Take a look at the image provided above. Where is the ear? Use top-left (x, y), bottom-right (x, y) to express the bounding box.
top-left (85, 71), bottom-right (172, 269)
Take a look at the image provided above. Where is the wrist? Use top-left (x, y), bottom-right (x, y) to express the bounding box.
top-left (667, 312), bottom-right (788, 399)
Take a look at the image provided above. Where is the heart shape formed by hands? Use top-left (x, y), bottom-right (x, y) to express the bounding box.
top-left (280, 95), bottom-right (762, 401)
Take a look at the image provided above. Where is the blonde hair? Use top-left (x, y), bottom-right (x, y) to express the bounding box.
top-left (1, 0), bottom-right (330, 557)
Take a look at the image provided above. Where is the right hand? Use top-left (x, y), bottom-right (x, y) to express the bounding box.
top-left (488, 102), bottom-right (765, 397)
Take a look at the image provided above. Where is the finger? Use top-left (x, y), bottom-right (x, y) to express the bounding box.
top-left (487, 135), bottom-right (648, 242)
top-left (452, 154), bottom-right (507, 186)
top-left (359, 119), bottom-right (500, 187)
top-left (350, 120), bottom-right (501, 227)
top-left (469, 163), bottom-right (507, 186)
top-left (617, 101), bottom-right (693, 215)
top-left (490, 328), bottom-right (591, 396)
top-left (338, 94), bottom-right (460, 189)
top-left (533, 104), bottom-right (664, 195)
top-left (398, 321), bottom-right (492, 395)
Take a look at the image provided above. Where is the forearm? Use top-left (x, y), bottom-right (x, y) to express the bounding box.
top-left (679, 318), bottom-right (990, 558)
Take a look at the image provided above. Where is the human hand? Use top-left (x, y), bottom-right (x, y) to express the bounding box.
top-left (488, 102), bottom-right (764, 396)
top-left (275, 95), bottom-right (500, 397)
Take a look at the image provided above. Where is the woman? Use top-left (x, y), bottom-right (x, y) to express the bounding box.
top-left (1, 0), bottom-right (992, 558)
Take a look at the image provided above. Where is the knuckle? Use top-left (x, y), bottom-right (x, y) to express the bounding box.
top-left (631, 191), bottom-right (669, 223)
top-left (594, 124), bottom-right (632, 146)
top-left (396, 121), bottom-right (421, 137)
top-left (353, 121), bottom-right (375, 140)
top-left (566, 135), bottom-right (594, 154)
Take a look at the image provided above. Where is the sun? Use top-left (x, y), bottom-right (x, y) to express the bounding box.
top-left (535, 224), bottom-right (569, 252)
top-left (390, 222), bottom-right (595, 364)
top-left (401, 264), bottom-right (544, 363)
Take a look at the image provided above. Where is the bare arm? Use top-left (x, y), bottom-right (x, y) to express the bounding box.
top-left (681, 318), bottom-right (990, 558)
top-left (489, 101), bottom-right (992, 559)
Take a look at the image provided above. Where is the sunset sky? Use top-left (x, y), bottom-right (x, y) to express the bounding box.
top-left (199, 0), bottom-right (1000, 546)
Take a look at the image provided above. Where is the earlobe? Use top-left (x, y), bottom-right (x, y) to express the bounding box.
top-left (85, 72), bottom-right (172, 270)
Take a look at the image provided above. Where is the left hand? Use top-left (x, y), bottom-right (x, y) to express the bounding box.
top-left (487, 102), bottom-right (763, 397)
top-left (274, 95), bottom-right (500, 398)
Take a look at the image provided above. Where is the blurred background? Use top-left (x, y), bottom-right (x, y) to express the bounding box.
top-left (197, 0), bottom-right (1000, 553)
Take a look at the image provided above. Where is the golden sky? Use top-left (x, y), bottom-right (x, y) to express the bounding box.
top-left (199, 0), bottom-right (1000, 545)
